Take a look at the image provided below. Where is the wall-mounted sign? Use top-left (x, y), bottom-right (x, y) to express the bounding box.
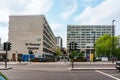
top-left (37, 38), bottom-right (41, 41)
top-left (25, 43), bottom-right (41, 50)
top-left (27, 47), bottom-right (39, 50)
top-left (25, 43), bottom-right (40, 46)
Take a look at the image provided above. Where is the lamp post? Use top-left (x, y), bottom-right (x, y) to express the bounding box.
top-left (112, 20), bottom-right (115, 63)
top-left (93, 30), bottom-right (96, 62)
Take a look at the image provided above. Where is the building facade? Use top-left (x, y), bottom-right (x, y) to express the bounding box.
top-left (0, 38), bottom-right (1, 49)
top-left (8, 15), bottom-right (57, 61)
top-left (56, 37), bottom-right (63, 50)
top-left (0, 38), bottom-right (6, 61)
top-left (67, 25), bottom-right (114, 57)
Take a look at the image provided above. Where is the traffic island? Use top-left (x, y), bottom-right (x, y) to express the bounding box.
top-left (0, 67), bottom-right (12, 70)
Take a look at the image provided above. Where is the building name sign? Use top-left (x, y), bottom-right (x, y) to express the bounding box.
top-left (25, 43), bottom-right (41, 50)
top-left (27, 47), bottom-right (39, 50)
top-left (26, 43), bottom-right (40, 46)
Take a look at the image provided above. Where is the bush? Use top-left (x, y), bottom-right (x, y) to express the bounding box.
top-left (31, 58), bottom-right (43, 62)
top-left (31, 58), bottom-right (55, 62)
top-left (72, 58), bottom-right (87, 62)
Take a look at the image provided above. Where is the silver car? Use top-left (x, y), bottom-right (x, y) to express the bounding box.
top-left (0, 72), bottom-right (9, 80)
top-left (116, 61), bottom-right (120, 71)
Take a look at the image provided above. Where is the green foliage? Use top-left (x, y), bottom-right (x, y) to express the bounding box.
top-left (69, 50), bottom-right (83, 59)
top-left (95, 34), bottom-right (117, 57)
top-left (115, 47), bottom-right (120, 58)
top-left (115, 35), bottom-right (120, 58)
top-left (55, 48), bottom-right (61, 56)
top-left (77, 52), bottom-right (84, 59)
top-left (69, 50), bottom-right (86, 62)
top-left (69, 50), bottom-right (78, 59)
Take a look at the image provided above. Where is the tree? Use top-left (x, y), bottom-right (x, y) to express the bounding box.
top-left (69, 50), bottom-right (78, 68)
top-left (77, 52), bottom-right (84, 59)
top-left (55, 48), bottom-right (61, 56)
top-left (95, 34), bottom-right (117, 58)
top-left (115, 35), bottom-right (120, 59)
top-left (69, 50), bottom-right (78, 59)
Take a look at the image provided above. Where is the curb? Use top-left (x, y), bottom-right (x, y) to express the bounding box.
top-left (0, 67), bottom-right (13, 70)
top-left (69, 68), bottom-right (116, 71)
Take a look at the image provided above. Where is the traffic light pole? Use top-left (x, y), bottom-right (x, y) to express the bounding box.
top-left (3, 42), bottom-right (12, 68)
top-left (4, 42), bottom-right (8, 69)
top-left (112, 20), bottom-right (115, 63)
top-left (69, 42), bottom-right (78, 69)
top-left (5, 49), bottom-right (8, 68)
top-left (93, 31), bottom-right (95, 62)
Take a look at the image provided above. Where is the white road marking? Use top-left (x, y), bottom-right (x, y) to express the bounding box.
top-left (64, 62), bottom-right (78, 80)
top-left (95, 70), bottom-right (120, 80)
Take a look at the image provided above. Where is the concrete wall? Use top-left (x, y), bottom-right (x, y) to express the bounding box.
top-left (8, 15), bottom-right (45, 61)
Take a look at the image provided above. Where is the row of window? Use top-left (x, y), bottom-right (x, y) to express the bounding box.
top-left (43, 25), bottom-right (56, 48)
top-left (67, 45), bottom-right (94, 48)
top-left (68, 28), bottom-right (112, 31)
top-left (67, 33), bottom-right (112, 38)
top-left (68, 25), bottom-right (112, 29)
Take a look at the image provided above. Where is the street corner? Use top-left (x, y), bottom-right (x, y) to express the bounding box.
top-left (0, 66), bottom-right (12, 70)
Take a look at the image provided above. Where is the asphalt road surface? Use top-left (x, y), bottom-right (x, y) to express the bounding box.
top-left (0, 62), bottom-right (120, 80)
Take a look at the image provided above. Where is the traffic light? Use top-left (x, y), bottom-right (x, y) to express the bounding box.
top-left (3, 42), bottom-right (7, 51)
top-left (74, 43), bottom-right (78, 50)
top-left (69, 42), bottom-right (78, 51)
top-left (8, 42), bottom-right (12, 50)
top-left (3, 42), bottom-right (12, 51)
top-left (69, 42), bottom-right (72, 50)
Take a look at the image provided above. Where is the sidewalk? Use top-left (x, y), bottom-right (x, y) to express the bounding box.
top-left (68, 61), bottom-right (116, 70)
top-left (0, 62), bottom-right (28, 70)
top-left (68, 61), bottom-right (116, 64)
top-left (0, 62), bottom-right (29, 65)
top-left (0, 61), bottom-right (117, 70)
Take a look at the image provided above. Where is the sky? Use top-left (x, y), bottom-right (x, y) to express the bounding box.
top-left (0, 0), bottom-right (120, 47)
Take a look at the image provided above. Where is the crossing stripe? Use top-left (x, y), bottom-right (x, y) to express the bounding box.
top-left (95, 70), bottom-right (120, 80)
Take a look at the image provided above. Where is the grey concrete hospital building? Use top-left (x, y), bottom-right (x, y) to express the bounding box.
top-left (8, 15), bottom-right (57, 61)
top-left (67, 25), bottom-right (114, 58)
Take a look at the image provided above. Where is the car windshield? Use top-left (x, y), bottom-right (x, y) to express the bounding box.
top-left (0, 75), bottom-right (6, 80)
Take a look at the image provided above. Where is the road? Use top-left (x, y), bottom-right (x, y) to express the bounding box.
top-left (0, 62), bottom-right (120, 80)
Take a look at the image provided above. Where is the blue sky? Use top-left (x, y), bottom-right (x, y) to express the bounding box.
top-left (0, 0), bottom-right (120, 47)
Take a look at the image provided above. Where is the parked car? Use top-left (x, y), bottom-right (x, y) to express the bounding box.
top-left (0, 72), bottom-right (9, 80)
top-left (115, 61), bottom-right (120, 71)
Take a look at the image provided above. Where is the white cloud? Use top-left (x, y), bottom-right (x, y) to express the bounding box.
top-left (51, 24), bottom-right (64, 31)
top-left (74, 0), bottom-right (120, 35)
top-left (23, 0), bottom-right (53, 15)
top-left (50, 23), bottom-right (66, 47)
top-left (0, 0), bottom-right (54, 21)
top-left (50, 23), bottom-right (65, 35)
top-left (0, 26), bottom-right (8, 43)
top-left (61, 0), bottom-right (78, 19)
top-left (61, 33), bottom-right (67, 48)
top-left (83, 0), bottom-right (94, 3)
top-left (0, 0), bottom-right (54, 43)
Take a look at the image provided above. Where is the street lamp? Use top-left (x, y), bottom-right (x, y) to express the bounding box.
top-left (93, 30), bottom-right (96, 62)
top-left (112, 20), bottom-right (115, 63)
